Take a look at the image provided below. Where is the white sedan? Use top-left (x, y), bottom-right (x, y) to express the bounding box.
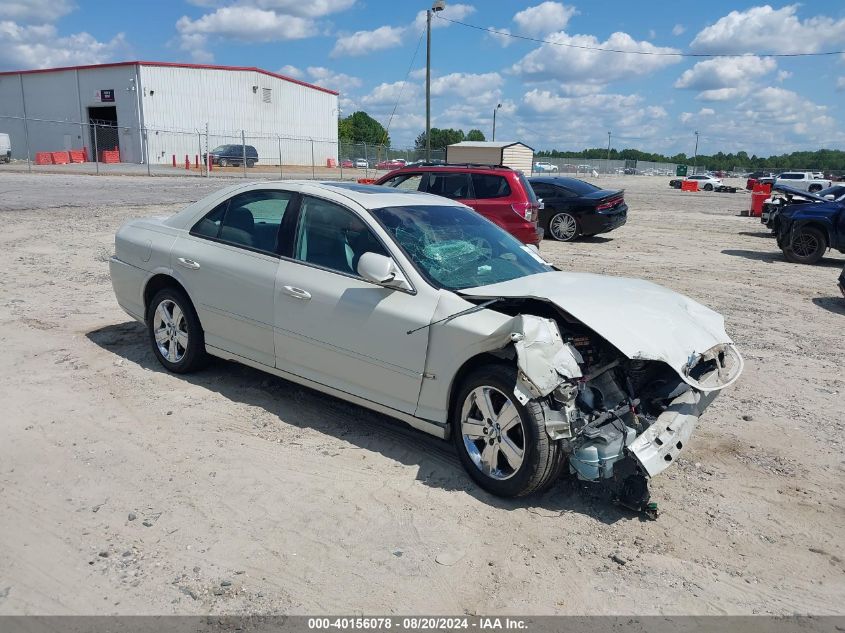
top-left (685, 174), bottom-right (722, 190)
top-left (109, 182), bottom-right (742, 505)
top-left (533, 162), bottom-right (559, 173)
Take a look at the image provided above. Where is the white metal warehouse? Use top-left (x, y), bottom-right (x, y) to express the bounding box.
top-left (0, 61), bottom-right (339, 166)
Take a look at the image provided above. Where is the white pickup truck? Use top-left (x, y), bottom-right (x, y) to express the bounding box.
top-left (774, 171), bottom-right (832, 193)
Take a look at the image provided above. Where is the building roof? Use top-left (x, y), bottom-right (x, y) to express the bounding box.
top-left (448, 141), bottom-right (535, 151)
top-left (0, 61), bottom-right (338, 96)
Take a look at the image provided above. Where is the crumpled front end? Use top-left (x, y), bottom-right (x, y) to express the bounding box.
top-left (506, 314), bottom-right (742, 505)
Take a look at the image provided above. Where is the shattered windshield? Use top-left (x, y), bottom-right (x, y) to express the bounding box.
top-left (371, 205), bottom-right (552, 291)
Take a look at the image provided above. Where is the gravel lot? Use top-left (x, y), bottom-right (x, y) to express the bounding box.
top-left (0, 172), bottom-right (843, 616)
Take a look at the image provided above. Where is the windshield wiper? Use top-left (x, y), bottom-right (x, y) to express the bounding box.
top-left (407, 297), bottom-right (502, 335)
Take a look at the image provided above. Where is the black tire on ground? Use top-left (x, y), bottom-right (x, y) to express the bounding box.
top-left (218, 158), bottom-right (228, 167)
top-left (246, 159), bottom-right (256, 168)
top-left (146, 287), bottom-right (209, 374)
top-left (452, 364), bottom-right (566, 497)
top-left (547, 211), bottom-right (580, 242)
top-left (704, 183), bottom-right (714, 191)
top-left (782, 226), bottom-right (828, 265)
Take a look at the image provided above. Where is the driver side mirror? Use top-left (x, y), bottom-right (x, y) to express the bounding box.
top-left (823, 194), bottom-right (835, 200)
top-left (357, 252), bottom-right (410, 290)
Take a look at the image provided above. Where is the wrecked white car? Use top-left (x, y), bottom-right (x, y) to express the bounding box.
top-left (110, 181), bottom-right (742, 508)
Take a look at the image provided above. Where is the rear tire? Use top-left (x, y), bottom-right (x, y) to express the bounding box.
top-left (219, 158), bottom-right (228, 168)
top-left (548, 212), bottom-right (580, 242)
top-left (146, 287), bottom-right (209, 374)
top-left (808, 184), bottom-right (822, 193)
top-left (452, 365), bottom-right (565, 497)
top-left (782, 226), bottom-right (827, 264)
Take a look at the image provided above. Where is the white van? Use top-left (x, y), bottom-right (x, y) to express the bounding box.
top-left (0, 133), bottom-right (10, 163)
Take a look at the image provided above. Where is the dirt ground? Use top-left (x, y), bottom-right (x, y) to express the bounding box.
top-left (0, 172), bottom-right (843, 616)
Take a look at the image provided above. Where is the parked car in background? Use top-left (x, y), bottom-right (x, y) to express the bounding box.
top-left (203, 145), bottom-right (258, 168)
top-left (0, 133), bottom-right (10, 163)
top-left (340, 159), bottom-right (354, 168)
top-left (533, 161), bottom-right (559, 173)
top-left (109, 180), bottom-right (742, 503)
top-left (355, 158), bottom-right (369, 169)
top-left (376, 159), bottom-right (406, 170)
top-left (774, 171), bottom-right (832, 193)
top-left (684, 174), bottom-right (722, 190)
top-left (529, 176), bottom-right (627, 242)
top-left (376, 164), bottom-right (542, 246)
top-left (776, 186), bottom-right (845, 264)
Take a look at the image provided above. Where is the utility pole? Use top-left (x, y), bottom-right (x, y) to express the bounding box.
top-left (425, 1), bottom-right (445, 162)
top-left (693, 130), bottom-right (700, 173)
top-left (492, 103), bottom-right (501, 141)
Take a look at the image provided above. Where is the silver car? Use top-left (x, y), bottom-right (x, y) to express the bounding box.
top-left (109, 181), bottom-right (742, 505)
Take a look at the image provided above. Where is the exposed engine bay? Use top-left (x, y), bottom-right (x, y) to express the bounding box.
top-left (483, 297), bottom-right (743, 514)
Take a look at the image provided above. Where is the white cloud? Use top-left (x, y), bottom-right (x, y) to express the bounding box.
top-left (697, 87), bottom-right (747, 102)
top-left (776, 70), bottom-right (792, 83)
top-left (837, 77), bottom-right (845, 91)
top-left (331, 25), bottom-right (405, 57)
top-left (0, 21), bottom-right (127, 70)
top-left (249, 0), bottom-right (355, 18)
top-left (431, 72), bottom-right (502, 102)
top-left (176, 7), bottom-right (316, 42)
top-left (487, 26), bottom-right (512, 48)
top-left (361, 80), bottom-right (421, 108)
top-left (512, 31), bottom-right (681, 84)
top-left (412, 4), bottom-right (476, 33)
top-left (691, 5), bottom-right (845, 54)
top-left (699, 107), bottom-right (715, 116)
top-left (0, 0), bottom-right (75, 22)
top-left (513, 2), bottom-right (576, 36)
top-left (675, 56), bottom-right (776, 91)
top-left (672, 24), bottom-right (685, 36)
top-left (306, 66), bottom-right (361, 93)
top-left (277, 64), bottom-right (303, 78)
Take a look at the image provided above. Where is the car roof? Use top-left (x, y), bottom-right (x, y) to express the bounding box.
top-left (527, 175), bottom-right (592, 187)
top-left (391, 163), bottom-right (515, 174)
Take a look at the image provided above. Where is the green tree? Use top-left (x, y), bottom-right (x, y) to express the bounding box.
top-left (338, 111), bottom-right (390, 146)
top-left (415, 128), bottom-right (467, 150)
top-left (466, 129), bottom-right (486, 141)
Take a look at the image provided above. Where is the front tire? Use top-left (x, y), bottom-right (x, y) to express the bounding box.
top-left (246, 159), bottom-right (256, 168)
top-left (146, 288), bottom-right (208, 373)
top-left (218, 158), bottom-right (228, 168)
top-left (452, 365), bottom-right (565, 497)
top-left (704, 183), bottom-right (714, 191)
top-left (548, 212), bottom-right (580, 241)
top-left (782, 226), bottom-right (827, 264)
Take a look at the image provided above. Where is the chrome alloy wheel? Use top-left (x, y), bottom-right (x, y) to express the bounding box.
top-left (549, 213), bottom-right (578, 241)
top-left (460, 386), bottom-right (526, 480)
top-left (153, 299), bottom-right (189, 363)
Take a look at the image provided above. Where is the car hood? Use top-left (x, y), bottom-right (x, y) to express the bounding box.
top-left (461, 271), bottom-right (740, 390)
top-left (771, 183), bottom-right (827, 201)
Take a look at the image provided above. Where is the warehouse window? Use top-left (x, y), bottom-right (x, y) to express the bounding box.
top-left (262, 88), bottom-right (272, 104)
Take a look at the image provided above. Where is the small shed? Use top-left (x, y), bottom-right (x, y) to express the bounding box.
top-left (445, 141), bottom-right (534, 173)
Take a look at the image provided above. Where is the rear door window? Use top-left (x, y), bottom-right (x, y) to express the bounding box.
top-left (381, 173), bottom-right (425, 191)
top-left (426, 173), bottom-right (471, 199)
top-left (471, 174), bottom-right (511, 199)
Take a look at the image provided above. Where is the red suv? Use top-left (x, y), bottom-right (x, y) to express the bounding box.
top-left (375, 164), bottom-right (543, 246)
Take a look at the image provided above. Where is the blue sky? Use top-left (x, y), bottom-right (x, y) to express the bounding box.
top-left (2, 0), bottom-right (845, 155)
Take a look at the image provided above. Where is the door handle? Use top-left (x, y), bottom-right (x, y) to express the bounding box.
top-left (177, 257), bottom-right (200, 270)
top-left (282, 286), bottom-right (311, 300)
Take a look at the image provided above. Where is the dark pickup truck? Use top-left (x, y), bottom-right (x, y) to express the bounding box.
top-left (776, 184), bottom-right (845, 264)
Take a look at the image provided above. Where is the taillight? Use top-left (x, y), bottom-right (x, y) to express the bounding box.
top-left (596, 197), bottom-right (622, 212)
top-left (511, 202), bottom-right (537, 221)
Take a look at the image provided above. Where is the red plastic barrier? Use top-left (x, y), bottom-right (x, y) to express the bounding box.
top-left (750, 191), bottom-right (767, 217)
top-left (680, 180), bottom-right (699, 192)
top-left (69, 149), bottom-right (86, 163)
top-left (357, 178), bottom-right (376, 184)
top-left (100, 150), bottom-right (120, 164)
top-left (326, 158), bottom-right (337, 168)
top-left (746, 178), bottom-right (757, 190)
top-left (185, 155), bottom-right (190, 170)
top-left (35, 152), bottom-right (53, 165)
top-left (752, 183), bottom-right (771, 195)
top-left (172, 154), bottom-right (176, 167)
top-left (51, 151), bottom-right (70, 164)
top-left (195, 155), bottom-right (199, 168)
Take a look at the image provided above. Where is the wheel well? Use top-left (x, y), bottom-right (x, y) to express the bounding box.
top-left (796, 221), bottom-right (831, 246)
top-left (143, 274), bottom-right (189, 317)
top-left (446, 351), bottom-right (514, 438)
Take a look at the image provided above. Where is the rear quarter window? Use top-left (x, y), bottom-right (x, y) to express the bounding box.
top-left (471, 174), bottom-right (511, 199)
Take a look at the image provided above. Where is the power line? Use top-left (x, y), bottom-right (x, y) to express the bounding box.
top-left (433, 14), bottom-right (845, 58)
top-left (383, 28), bottom-right (425, 143)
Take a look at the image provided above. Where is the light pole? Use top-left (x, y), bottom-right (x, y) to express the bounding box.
top-left (606, 131), bottom-right (611, 173)
top-left (693, 130), bottom-right (700, 173)
top-left (426, 0), bottom-right (445, 162)
top-left (492, 103), bottom-right (502, 141)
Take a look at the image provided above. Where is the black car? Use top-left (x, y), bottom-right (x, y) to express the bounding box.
top-left (203, 144), bottom-right (258, 168)
top-left (529, 176), bottom-right (627, 242)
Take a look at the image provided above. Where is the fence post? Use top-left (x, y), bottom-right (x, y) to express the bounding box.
top-left (241, 130), bottom-right (247, 178)
top-left (144, 127), bottom-right (151, 177)
top-left (205, 123), bottom-right (209, 178)
top-left (311, 138), bottom-right (315, 180)
top-left (93, 123), bottom-right (99, 176)
top-left (364, 142), bottom-right (368, 177)
top-left (197, 131), bottom-right (203, 177)
top-left (278, 136), bottom-right (283, 180)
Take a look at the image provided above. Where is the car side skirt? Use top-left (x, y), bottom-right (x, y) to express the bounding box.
top-left (205, 344), bottom-right (450, 440)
